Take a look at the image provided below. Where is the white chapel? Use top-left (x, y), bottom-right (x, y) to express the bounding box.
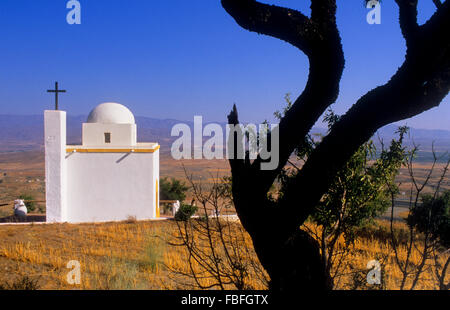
top-left (44, 102), bottom-right (160, 223)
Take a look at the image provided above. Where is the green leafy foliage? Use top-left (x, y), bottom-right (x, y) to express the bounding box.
top-left (277, 108), bottom-right (407, 239)
top-left (174, 204), bottom-right (198, 222)
top-left (310, 122), bottom-right (408, 240)
top-left (407, 190), bottom-right (450, 248)
top-left (19, 194), bottom-right (36, 212)
top-left (160, 177), bottom-right (189, 202)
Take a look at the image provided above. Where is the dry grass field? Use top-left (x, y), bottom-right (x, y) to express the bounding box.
top-left (0, 150), bottom-right (448, 290)
top-left (0, 219), bottom-right (447, 290)
top-left (0, 151), bottom-right (46, 218)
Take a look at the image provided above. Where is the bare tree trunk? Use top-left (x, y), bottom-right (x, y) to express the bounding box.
top-left (437, 255), bottom-right (450, 290)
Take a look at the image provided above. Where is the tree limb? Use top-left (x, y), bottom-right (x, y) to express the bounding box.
top-left (279, 0), bottom-right (450, 234)
top-left (432, 0), bottom-right (442, 9)
top-left (395, 0), bottom-right (419, 48)
top-left (221, 0), bottom-right (317, 55)
top-left (311, 0), bottom-right (338, 25)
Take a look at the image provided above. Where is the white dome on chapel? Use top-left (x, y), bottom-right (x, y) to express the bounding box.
top-left (87, 102), bottom-right (135, 124)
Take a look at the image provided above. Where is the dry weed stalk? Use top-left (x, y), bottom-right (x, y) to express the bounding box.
top-left (165, 168), bottom-right (268, 290)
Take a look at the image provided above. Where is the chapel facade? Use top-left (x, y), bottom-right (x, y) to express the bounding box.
top-left (45, 102), bottom-right (160, 223)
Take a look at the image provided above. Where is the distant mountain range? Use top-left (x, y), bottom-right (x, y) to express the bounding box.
top-left (0, 114), bottom-right (449, 161)
top-left (0, 114), bottom-right (182, 153)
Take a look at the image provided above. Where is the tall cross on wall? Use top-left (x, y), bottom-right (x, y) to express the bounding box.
top-left (47, 82), bottom-right (67, 110)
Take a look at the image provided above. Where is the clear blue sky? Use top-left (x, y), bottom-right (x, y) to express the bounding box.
top-left (0, 0), bottom-right (448, 129)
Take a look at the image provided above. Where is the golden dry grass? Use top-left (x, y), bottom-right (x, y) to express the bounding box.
top-left (0, 221), bottom-right (170, 289)
top-left (303, 220), bottom-right (449, 290)
top-left (0, 151), bottom-right (448, 290)
top-left (0, 219), bottom-right (447, 290)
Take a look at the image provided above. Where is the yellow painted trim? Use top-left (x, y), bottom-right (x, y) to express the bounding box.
top-left (156, 179), bottom-right (160, 218)
top-left (66, 145), bottom-right (160, 153)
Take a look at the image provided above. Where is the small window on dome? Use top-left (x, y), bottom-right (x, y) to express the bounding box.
top-left (104, 132), bottom-right (111, 144)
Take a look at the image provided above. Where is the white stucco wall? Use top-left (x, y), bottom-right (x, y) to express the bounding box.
top-left (45, 111), bottom-right (67, 223)
top-left (82, 123), bottom-right (137, 147)
top-left (65, 150), bottom-right (159, 223)
top-left (153, 149), bottom-right (160, 216)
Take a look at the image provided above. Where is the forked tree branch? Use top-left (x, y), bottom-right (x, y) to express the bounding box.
top-left (278, 0), bottom-right (450, 234)
top-left (223, 1), bottom-right (344, 234)
top-left (224, 0), bottom-right (343, 187)
top-left (222, 0), bottom-right (448, 289)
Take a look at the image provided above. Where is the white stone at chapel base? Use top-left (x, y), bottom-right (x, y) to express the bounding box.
top-left (14, 199), bottom-right (28, 218)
